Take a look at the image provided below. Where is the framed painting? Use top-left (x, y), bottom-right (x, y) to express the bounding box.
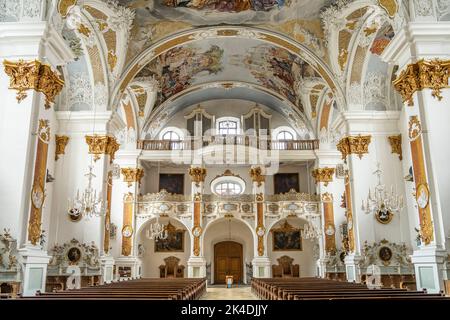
top-left (154, 222), bottom-right (185, 252)
top-left (159, 174), bottom-right (184, 194)
top-left (274, 173), bottom-right (299, 194)
top-left (271, 221), bottom-right (302, 251)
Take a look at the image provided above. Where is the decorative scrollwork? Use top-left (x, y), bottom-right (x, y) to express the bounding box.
top-left (393, 59), bottom-right (450, 106)
top-left (337, 135), bottom-right (372, 160)
top-left (388, 135), bottom-right (402, 160)
top-left (3, 59), bottom-right (64, 108)
top-left (312, 167), bottom-right (335, 186)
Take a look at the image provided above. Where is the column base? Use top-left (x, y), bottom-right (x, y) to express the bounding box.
top-left (411, 246), bottom-right (447, 294)
top-left (344, 254), bottom-right (362, 283)
top-left (252, 257), bottom-right (271, 278)
top-left (187, 256), bottom-right (206, 278)
top-left (317, 257), bottom-right (329, 278)
top-left (115, 256), bottom-right (140, 281)
top-left (18, 244), bottom-right (51, 297)
top-left (99, 255), bottom-right (115, 284)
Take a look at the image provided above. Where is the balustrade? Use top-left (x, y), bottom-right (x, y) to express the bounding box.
top-left (137, 136), bottom-right (319, 151)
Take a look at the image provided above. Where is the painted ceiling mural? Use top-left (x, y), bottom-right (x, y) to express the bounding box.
top-left (119, 0), bottom-right (329, 62)
top-left (134, 38), bottom-right (318, 108)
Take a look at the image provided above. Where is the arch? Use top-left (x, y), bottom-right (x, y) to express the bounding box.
top-left (202, 217), bottom-right (255, 284)
top-left (136, 216), bottom-right (192, 278)
top-left (159, 126), bottom-right (185, 141)
top-left (111, 26), bottom-right (346, 114)
top-left (141, 81), bottom-right (315, 139)
top-left (272, 126), bottom-right (298, 140)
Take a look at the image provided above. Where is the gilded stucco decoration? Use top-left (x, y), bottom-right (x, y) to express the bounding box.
top-left (393, 59), bottom-right (450, 106)
top-left (55, 135), bottom-right (69, 161)
top-left (388, 134), bottom-right (402, 160)
top-left (408, 116), bottom-right (422, 141)
top-left (188, 167), bottom-right (207, 187)
top-left (121, 167), bottom-right (144, 187)
top-left (85, 135), bottom-right (120, 162)
top-left (3, 59), bottom-right (64, 108)
top-left (57, 0), bottom-right (78, 17)
top-left (312, 167), bottom-right (335, 186)
top-left (336, 135), bottom-right (372, 160)
top-left (249, 167), bottom-right (265, 187)
top-left (378, 0), bottom-right (398, 18)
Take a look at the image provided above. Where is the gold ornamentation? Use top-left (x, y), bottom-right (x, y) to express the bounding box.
top-left (57, 0), bottom-right (77, 17)
top-left (378, 0), bottom-right (398, 18)
top-left (336, 135), bottom-right (372, 160)
top-left (338, 48), bottom-right (348, 71)
top-left (121, 168), bottom-right (144, 187)
top-left (3, 59), bottom-right (64, 108)
top-left (192, 226), bottom-right (202, 256)
top-left (364, 25), bottom-right (378, 37)
top-left (38, 119), bottom-right (51, 144)
top-left (388, 134), bottom-right (402, 160)
top-left (188, 167), bottom-right (206, 187)
top-left (393, 59), bottom-right (450, 106)
top-left (77, 24), bottom-right (91, 37)
top-left (256, 193), bottom-right (264, 202)
top-left (249, 167), bottom-right (265, 187)
top-left (108, 50), bottom-right (117, 71)
top-left (55, 135), bottom-right (69, 161)
top-left (416, 183), bottom-right (430, 210)
top-left (312, 167), bottom-right (335, 186)
top-left (408, 116), bottom-right (422, 141)
top-left (85, 135), bottom-right (120, 162)
top-left (321, 192), bottom-right (333, 202)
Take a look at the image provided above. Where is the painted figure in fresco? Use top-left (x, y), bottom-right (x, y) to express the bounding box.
top-left (162, 0), bottom-right (288, 12)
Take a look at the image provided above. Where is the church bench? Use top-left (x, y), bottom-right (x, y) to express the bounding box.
top-left (26, 278), bottom-right (206, 300)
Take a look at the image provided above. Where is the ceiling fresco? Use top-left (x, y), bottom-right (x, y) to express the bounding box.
top-left (119, 0), bottom-right (329, 62)
top-left (134, 37), bottom-right (320, 109)
top-left (120, 0), bottom-right (331, 24)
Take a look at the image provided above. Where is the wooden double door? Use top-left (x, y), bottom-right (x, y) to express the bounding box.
top-left (214, 241), bottom-right (243, 284)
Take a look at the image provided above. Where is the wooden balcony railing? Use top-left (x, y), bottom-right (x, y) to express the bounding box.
top-left (137, 136), bottom-right (319, 151)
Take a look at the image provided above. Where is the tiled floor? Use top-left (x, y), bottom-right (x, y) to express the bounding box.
top-left (200, 285), bottom-right (259, 300)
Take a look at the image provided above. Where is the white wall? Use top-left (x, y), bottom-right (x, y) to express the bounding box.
top-left (141, 163), bottom-right (314, 196)
top-left (268, 218), bottom-right (317, 277)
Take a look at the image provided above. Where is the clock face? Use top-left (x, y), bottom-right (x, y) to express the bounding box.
top-left (325, 225), bottom-right (335, 236)
top-left (256, 227), bottom-right (265, 237)
top-left (192, 226), bottom-right (202, 237)
top-left (122, 225), bottom-right (133, 238)
top-left (31, 185), bottom-right (44, 209)
top-left (416, 184), bottom-right (429, 209)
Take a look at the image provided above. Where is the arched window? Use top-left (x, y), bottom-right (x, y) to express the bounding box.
top-left (159, 127), bottom-right (184, 140)
top-left (276, 131), bottom-right (294, 140)
top-left (214, 181), bottom-right (243, 196)
top-left (162, 131), bottom-right (180, 141)
top-left (216, 117), bottom-right (240, 135)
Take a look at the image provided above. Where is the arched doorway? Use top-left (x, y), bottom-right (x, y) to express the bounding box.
top-left (214, 241), bottom-right (243, 284)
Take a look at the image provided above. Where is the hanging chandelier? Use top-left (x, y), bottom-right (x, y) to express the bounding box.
top-left (146, 217), bottom-right (168, 241)
top-left (68, 165), bottom-right (107, 218)
top-left (361, 163), bottom-right (404, 223)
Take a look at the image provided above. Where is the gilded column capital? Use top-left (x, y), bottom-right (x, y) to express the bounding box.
top-left (336, 135), bottom-right (371, 160)
top-left (3, 59), bottom-right (64, 109)
top-left (55, 135), bottom-right (69, 161)
top-left (188, 167), bottom-right (207, 187)
top-left (312, 167), bottom-right (335, 186)
top-left (393, 59), bottom-right (450, 106)
top-left (388, 134), bottom-right (402, 160)
top-left (121, 167), bottom-right (144, 187)
top-left (85, 135), bottom-right (120, 163)
top-left (249, 166), bottom-right (265, 187)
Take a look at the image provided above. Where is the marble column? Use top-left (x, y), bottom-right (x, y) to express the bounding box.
top-left (187, 166), bottom-right (207, 278)
top-left (250, 167), bottom-right (270, 278)
top-left (382, 20), bottom-right (450, 293)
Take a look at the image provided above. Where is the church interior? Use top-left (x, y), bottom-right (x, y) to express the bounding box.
top-left (1, 0), bottom-right (450, 303)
